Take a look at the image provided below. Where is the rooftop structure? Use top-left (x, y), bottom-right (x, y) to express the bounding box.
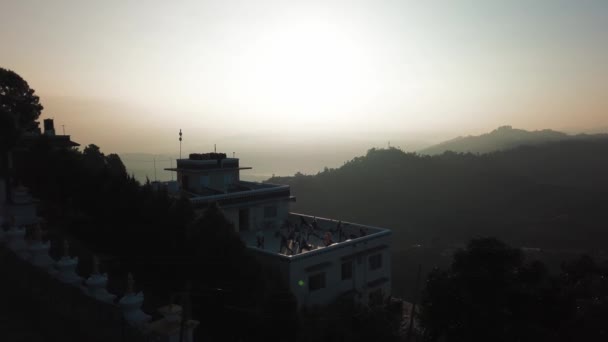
top-left (19, 119), bottom-right (80, 149)
top-left (165, 153), bottom-right (293, 232)
top-left (166, 152), bottom-right (392, 307)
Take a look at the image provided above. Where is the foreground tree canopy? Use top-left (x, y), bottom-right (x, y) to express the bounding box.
top-left (0, 67), bottom-right (43, 151)
top-left (420, 238), bottom-right (608, 342)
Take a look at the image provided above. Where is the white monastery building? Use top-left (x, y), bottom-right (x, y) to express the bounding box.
top-left (166, 152), bottom-right (392, 308)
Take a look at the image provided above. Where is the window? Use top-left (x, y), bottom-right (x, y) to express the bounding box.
top-left (341, 261), bottom-right (353, 280)
top-left (200, 175), bottom-right (210, 187)
top-left (309, 272), bottom-right (326, 292)
top-left (369, 253), bottom-right (382, 271)
top-left (264, 205), bottom-right (277, 218)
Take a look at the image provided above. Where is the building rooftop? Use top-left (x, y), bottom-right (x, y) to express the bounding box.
top-left (165, 153), bottom-right (251, 173)
top-left (187, 181), bottom-right (293, 207)
top-left (240, 213), bottom-right (391, 259)
top-left (19, 133), bottom-right (80, 148)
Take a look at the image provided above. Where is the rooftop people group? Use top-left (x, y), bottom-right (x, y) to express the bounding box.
top-left (262, 216), bottom-right (368, 256)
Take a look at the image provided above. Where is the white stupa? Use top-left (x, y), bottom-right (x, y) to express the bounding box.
top-left (6, 219), bottom-right (29, 260)
top-left (119, 273), bottom-right (151, 326)
top-left (28, 224), bottom-right (56, 274)
top-left (85, 256), bottom-right (116, 303)
top-left (55, 240), bottom-right (82, 286)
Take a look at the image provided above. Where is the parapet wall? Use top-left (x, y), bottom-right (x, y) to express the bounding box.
top-left (0, 228), bottom-right (199, 342)
top-left (1, 246), bottom-right (142, 342)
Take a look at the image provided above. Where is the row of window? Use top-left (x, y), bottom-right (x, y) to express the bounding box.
top-left (308, 253), bottom-right (383, 291)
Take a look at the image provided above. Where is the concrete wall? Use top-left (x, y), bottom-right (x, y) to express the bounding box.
top-left (222, 207), bottom-right (240, 232)
top-left (247, 200), bottom-right (290, 231)
top-left (288, 232), bottom-right (391, 308)
top-left (222, 199), bottom-right (290, 233)
top-left (249, 231), bottom-right (391, 308)
top-left (180, 170), bottom-right (239, 194)
top-left (209, 172), bottom-right (223, 191)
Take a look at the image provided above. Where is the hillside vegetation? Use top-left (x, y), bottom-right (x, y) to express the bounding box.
top-left (269, 139), bottom-right (608, 251)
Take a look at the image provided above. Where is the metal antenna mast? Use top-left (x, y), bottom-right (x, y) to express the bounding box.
top-left (179, 129), bottom-right (182, 159)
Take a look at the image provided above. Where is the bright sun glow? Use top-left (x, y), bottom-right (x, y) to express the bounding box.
top-left (220, 13), bottom-right (380, 126)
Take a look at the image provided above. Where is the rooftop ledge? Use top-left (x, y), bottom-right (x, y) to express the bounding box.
top-left (164, 167), bottom-right (252, 173)
top-left (188, 181), bottom-right (290, 204)
top-left (240, 213), bottom-right (391, 261)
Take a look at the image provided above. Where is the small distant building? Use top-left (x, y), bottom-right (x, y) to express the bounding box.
top-left (166, 152), bottom-right (392, 308)
top-left (19, 118), bottom-right (80, 149)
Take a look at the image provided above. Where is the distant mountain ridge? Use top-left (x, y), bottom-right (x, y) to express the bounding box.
top-left (420, 125), bottom-right (608, 155)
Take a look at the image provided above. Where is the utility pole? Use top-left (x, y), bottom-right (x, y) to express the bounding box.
top-left (62, 124), bottom-right (65, 135)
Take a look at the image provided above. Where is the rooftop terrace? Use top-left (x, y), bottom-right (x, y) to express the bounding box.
top-left (240, 213), bottom-right (390, 259)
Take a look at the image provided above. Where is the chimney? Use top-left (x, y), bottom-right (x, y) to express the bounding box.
top-left (43, 119), bottom-right (55, 136)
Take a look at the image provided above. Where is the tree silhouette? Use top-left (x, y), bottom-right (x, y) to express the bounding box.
top-left (420, 238), bottom-right (572, 342)
top-left (0, 67), bottom-right (43, 151)
top-left (1, 67), bottom-right (44, 202)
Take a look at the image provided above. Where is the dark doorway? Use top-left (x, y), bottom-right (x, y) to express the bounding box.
top-left (239, 208), bottom-right (250, 231)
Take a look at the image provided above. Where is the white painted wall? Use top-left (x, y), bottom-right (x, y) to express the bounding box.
top-left (220, 199), bottom-right (289, 233)
top-left (289, 233), bottom-right (391, 307)
top-left (245, 200), bottom-right (290, 231)
top-left (251, 232), bottom-right (391, 308)
top-left (222, 208), bottom-right (239, 232)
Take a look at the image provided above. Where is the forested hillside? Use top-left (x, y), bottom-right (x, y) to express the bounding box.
top-left (269, 139), bottom-right (608, 251)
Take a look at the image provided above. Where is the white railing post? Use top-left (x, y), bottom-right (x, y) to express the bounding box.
top-left (6, 217), bottom-right (28, 260)
top-left (28, 224), bottom-right (56, 274)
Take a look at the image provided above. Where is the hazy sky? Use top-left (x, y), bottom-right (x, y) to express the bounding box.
top-left (1, 0), bottom-right (607, 154)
